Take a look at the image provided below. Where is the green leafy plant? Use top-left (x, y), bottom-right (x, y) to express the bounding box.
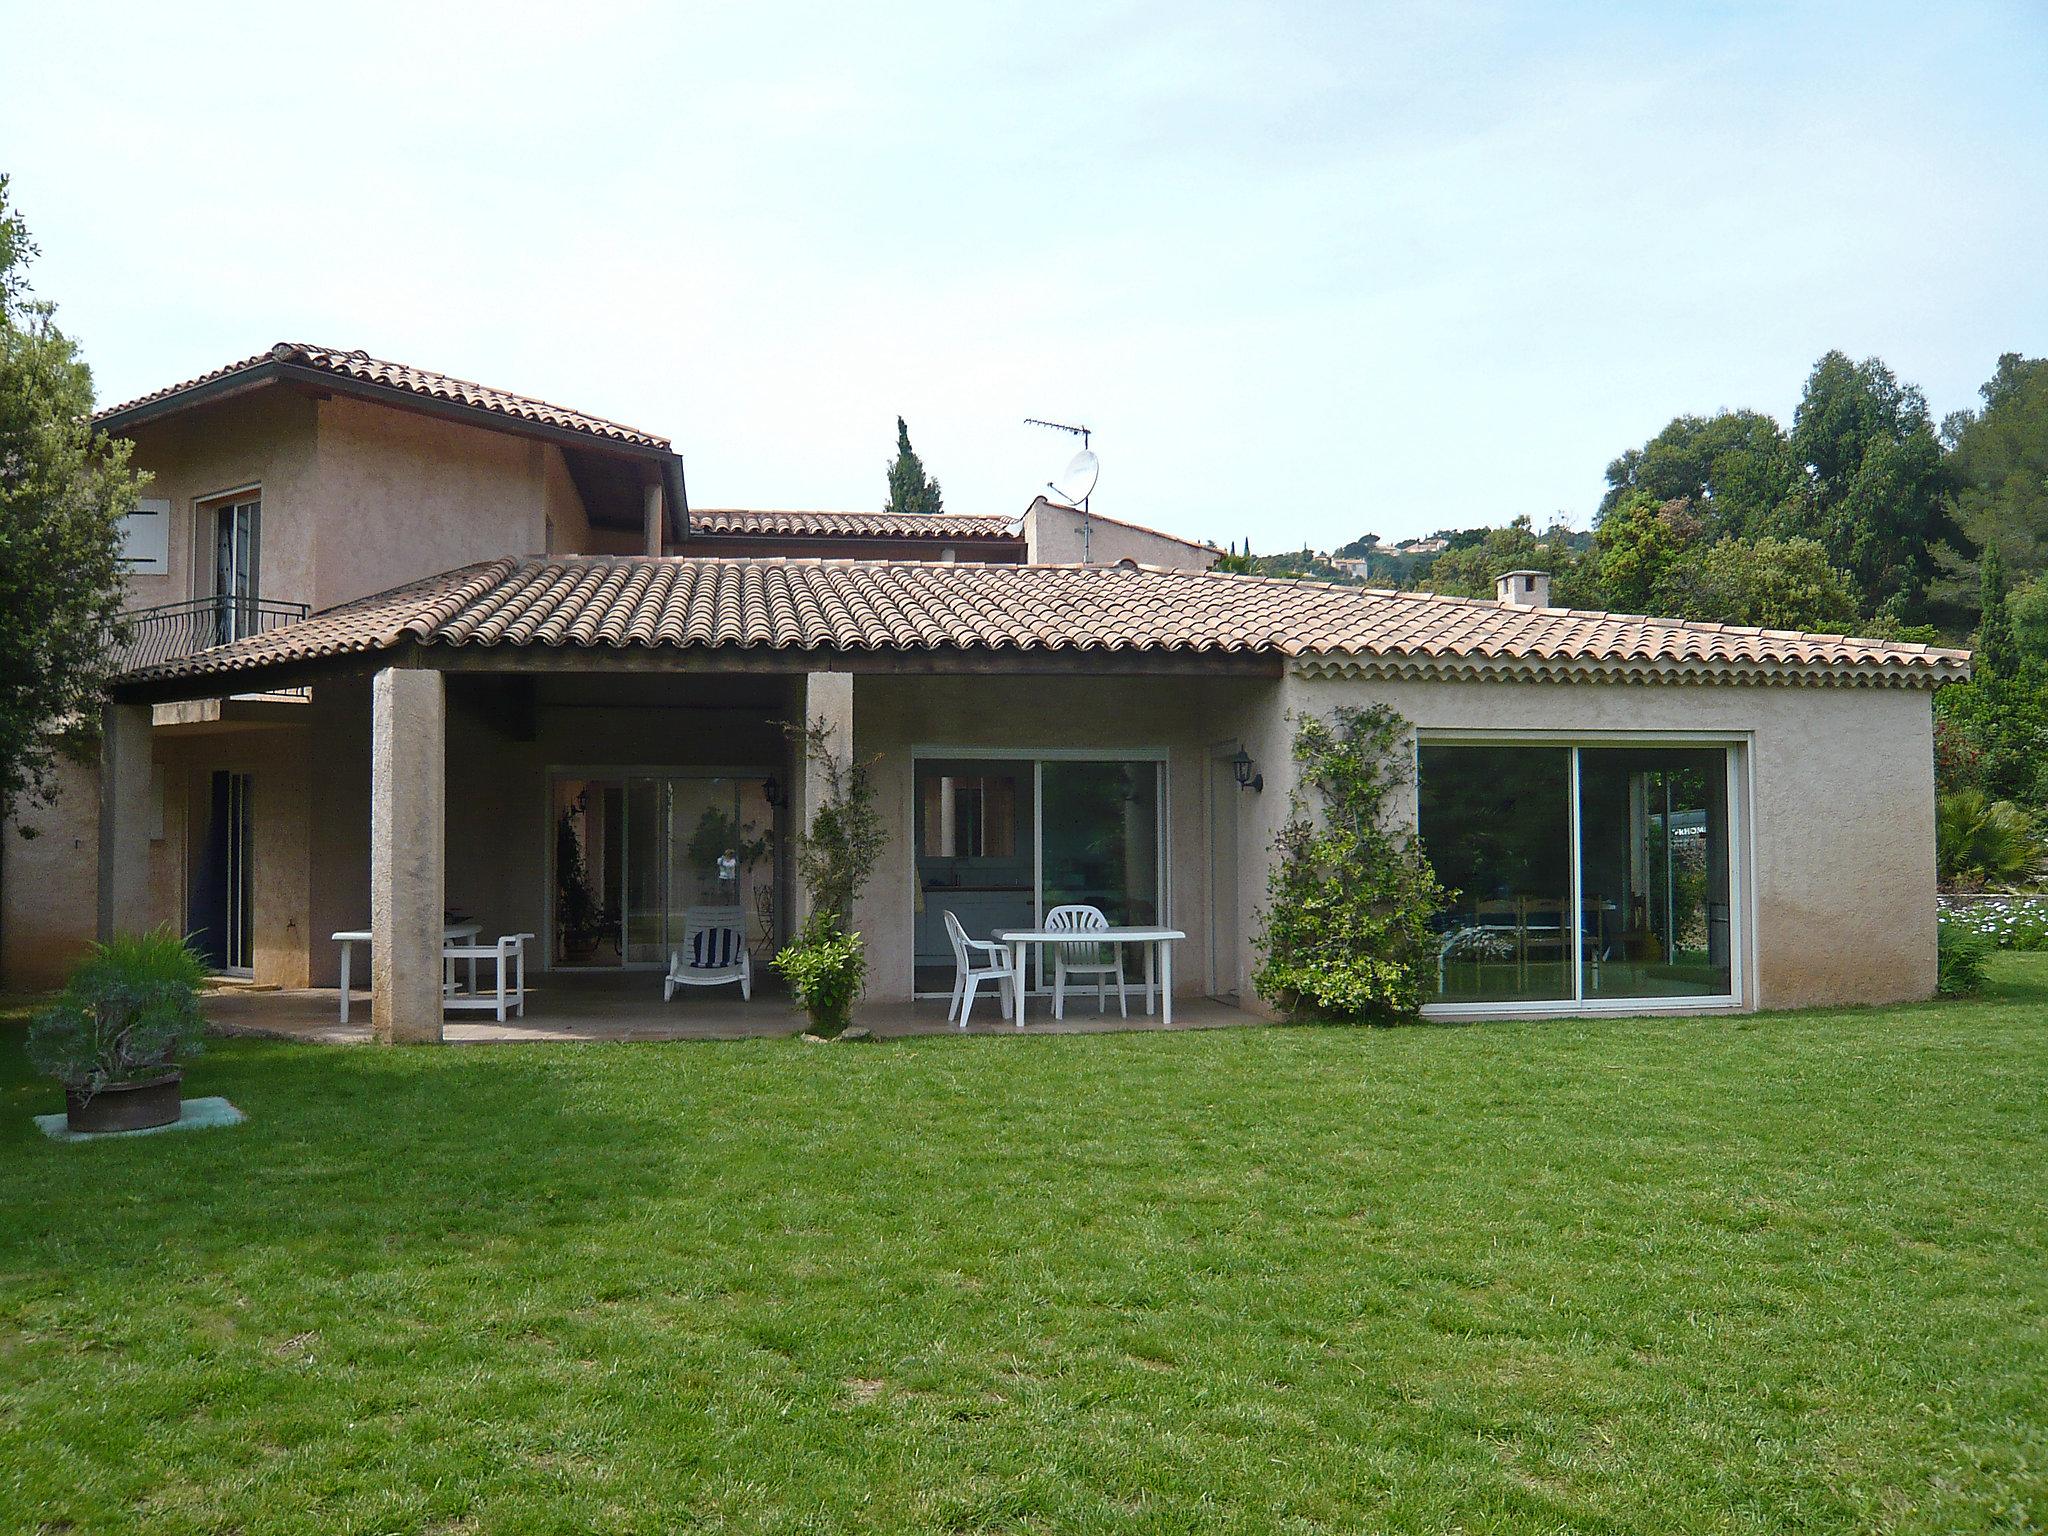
top-left (786, 716), bottom-right (885, 936)
top-left (1936, 921), bottom-right (1990, 997)
top-left (1253, 705), bottom-right (1450, 1022)
top-left (1936, 787), bottom-right (2043, 891)
top-left (26, 927), bottom-right (209, 1100)
top-left (555, 803), bottom-right (606, 951)
top-left (773, 915), bottom-right (870, 1038)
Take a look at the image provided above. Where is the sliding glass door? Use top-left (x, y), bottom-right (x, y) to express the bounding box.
top-left (552, 773), bottom-right (775, 968)
top-left (1419, 741), bottom-right (1738, 1009)
top-left (914, 753), bottom-right (1165, 995)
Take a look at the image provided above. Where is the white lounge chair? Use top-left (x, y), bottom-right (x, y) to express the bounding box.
top-left (943, 909), bottom-right (1016, 1028)
top-left (1045, 904), bottom-right (1127, 1020)
top-left (665, 906), bottom-right (751, 1001)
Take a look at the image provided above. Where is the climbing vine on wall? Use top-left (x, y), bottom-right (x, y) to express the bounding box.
top-left (1253, 704), bottom-right (1449, 1022)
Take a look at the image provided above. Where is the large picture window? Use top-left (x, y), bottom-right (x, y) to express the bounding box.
top-left (1419, 741), bottom-right (1737, 1009)
top-left (913, 753), bottom-right (1164, 995)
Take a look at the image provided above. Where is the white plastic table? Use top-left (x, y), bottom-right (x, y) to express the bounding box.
top-left (332, 923), bottom-right (482, 1023)
top-left (995, 926), bottom-right (1188, 1025)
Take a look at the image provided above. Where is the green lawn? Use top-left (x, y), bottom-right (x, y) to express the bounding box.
top-left (2, 963), bottom-right (2044, 1535)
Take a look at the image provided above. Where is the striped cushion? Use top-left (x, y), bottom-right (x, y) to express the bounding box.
top-left (689, 927), bottom-right (741, 969)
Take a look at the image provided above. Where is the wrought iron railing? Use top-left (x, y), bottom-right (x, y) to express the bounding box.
top-left (118, 596), bottom-right (311, 672)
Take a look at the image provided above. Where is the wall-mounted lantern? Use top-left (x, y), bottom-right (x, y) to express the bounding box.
top-left (1230, 747), bottom-right (1263, 794)
top-left (762, 775), bottom-right (786, 809)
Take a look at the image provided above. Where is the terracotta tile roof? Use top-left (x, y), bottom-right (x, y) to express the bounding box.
top-left (690, 509), bottom-right (1020, 540)
top-left (115, 557), bottom-right (1973, 690)
top-left (95, 343), bottom-right (669, 449)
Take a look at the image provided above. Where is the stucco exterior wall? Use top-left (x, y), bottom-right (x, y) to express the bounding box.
top-left (1215, 671), bottom-right (1939, 1014)
top-left (1, 756), bottom-right (105, 989)
top-left (117, 388), bottom-right (323, 615)
top-left (309, 397), bottom-right (576, 607)
top-left (1022, 497), bottom-right (1220, 571)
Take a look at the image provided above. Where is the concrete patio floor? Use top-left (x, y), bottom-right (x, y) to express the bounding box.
top-left (202, 970), bottom-right (1267, 1045)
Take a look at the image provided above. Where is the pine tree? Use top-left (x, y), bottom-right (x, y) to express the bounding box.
top-left (883, 416), bottom-right (944, 516)
top-left (1978, 542), bottom-right (2018, 681)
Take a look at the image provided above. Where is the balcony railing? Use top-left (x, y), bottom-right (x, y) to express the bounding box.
top-left (119, 596), bottom-right (311, 673)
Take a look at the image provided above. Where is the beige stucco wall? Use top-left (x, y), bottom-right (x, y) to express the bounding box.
top-left (309, 397), bottom-right (575, 607)
top-left (1022, 497), bottom-right (1220, 570)
top-left (112, 387), bottom-right (599, 617)
top-left (1216, 670), bottom-right (1940, 1014)
top-left (1, 756), bottom-right (105, 989)
top-left (117, 388), bottom-right (323, 616)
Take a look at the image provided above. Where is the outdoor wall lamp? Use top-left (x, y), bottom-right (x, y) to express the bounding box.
top-left (762, 775), bottom-right (786, 809)
top-left (1231, 747), bottom-right (1263, 793)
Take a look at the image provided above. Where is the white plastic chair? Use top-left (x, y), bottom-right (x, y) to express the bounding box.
top-left (665, 906), bottom-right (751, 1001)
top-left (1045, 904), bottom-right (1127, 1020)
top-left (943, 910), bottom-right (1016, 1028)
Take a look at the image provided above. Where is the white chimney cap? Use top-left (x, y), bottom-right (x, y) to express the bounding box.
top-left (1495, 570), bottom-right (1552, 607)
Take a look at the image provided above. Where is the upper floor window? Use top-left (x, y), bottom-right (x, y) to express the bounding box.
top-left (203, 491), bottom-right (262, 644)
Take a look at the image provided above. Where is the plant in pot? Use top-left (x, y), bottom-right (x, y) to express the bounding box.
top-left (28, 927), bottom-right (210, 1133)
top-left (773, 716), bottom-right (884, 1038)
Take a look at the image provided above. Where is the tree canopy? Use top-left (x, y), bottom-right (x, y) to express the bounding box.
top-left (883, 416), bottom-right (944, 517)
top-left (0, 177), bottom-right (143, 831)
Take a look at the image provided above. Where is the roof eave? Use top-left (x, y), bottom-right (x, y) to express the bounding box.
top-left (95, 360), bottom-right (679, 472)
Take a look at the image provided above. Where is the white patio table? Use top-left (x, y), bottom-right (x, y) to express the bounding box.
top-left (332, 922), bottom-right (482, 1023)
top-left (994, 926), bottom-right (1188, 1026)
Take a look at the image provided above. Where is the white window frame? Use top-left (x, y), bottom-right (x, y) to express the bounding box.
top-left (910, 745), bottom-right (1172, 999)
top-left (1415, 729), bottom-right (1754, 1019)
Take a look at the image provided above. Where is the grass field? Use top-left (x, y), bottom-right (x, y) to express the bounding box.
top-left (2, 960), bottom-right (2044, 1534)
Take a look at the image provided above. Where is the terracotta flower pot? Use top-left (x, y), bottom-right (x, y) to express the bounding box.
top-left (64, 1071), bottom-right (183, 1134)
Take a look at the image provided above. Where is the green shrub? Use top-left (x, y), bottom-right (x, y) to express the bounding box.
top-left (774, 918), bottom-right (868, 1037)
top-left (26, 927), bottom-right (209, 1099)
top-left (1936, 922), bottom-right (1991, 997)
top-left (1253, 705), bottom-right (1449, 1022)
top-left (1936, 787), bottom-right (2042, 890)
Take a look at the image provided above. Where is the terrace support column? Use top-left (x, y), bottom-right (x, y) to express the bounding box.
top-left (790, 669), bottom-right (854, 930)
top-left (370, 666), bottom-right (445, 1044)
top-left (643, 481), bottom-right (664, 556)
top-left (96, 702), bottom-right (154, 941)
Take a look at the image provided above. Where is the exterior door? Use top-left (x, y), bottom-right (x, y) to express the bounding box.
top-left (212, 498), bottom-right (261, 644)
top-left (191, 770), bottom-right (253, 974)
top-left (1208, 750), bottom-right (1241, 1000)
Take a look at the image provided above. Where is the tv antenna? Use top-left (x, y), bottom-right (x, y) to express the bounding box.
top-left (1024, 417), bottom-right (1102, 560)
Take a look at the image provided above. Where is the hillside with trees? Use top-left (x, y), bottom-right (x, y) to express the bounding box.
top-left (1235, 347), bottom-right (2048, 880)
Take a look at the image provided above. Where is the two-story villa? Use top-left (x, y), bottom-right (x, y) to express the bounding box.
top-left (2, 342), bottom-right (1966, 1041)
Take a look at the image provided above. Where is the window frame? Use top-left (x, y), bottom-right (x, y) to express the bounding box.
top-left (1415, 729), bottom-right (1752, 1018)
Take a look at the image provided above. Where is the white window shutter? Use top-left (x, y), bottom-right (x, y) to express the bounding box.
top-left (120, 498), bottom-right (171, 574)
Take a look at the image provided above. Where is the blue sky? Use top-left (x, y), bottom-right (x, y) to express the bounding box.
top-left (4, 2), bottom-right (2044, 548)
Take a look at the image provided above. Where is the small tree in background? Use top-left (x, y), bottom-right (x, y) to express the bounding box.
top-left (883, 416), bottom-right (944, 517)
top-left (1254, 705), bottom-right (1449, 1022)
top-left (1976, 542), bottom-right (2017, 682)
top-left (0, 175), bottom-right (144, 834)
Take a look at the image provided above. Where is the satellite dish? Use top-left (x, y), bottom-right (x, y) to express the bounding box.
top-left (1054, 449), bottom-right (1099, 506)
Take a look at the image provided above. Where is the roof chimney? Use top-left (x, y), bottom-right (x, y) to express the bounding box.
top-left (1495, 569), bottom-right (1551, 608)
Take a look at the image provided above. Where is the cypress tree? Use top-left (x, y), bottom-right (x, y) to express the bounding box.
top-left (1979, 543), bottom-right (2017, 681)
top-left (883, 417), bottom-right (944, 517)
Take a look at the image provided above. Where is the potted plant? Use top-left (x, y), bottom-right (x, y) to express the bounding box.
top-left (773, 717), bottom-right (885, 1038)
top-left (28, 927), bottom-right (209, 1133)
top-left (774, 914), bottom-right (869, 1038)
